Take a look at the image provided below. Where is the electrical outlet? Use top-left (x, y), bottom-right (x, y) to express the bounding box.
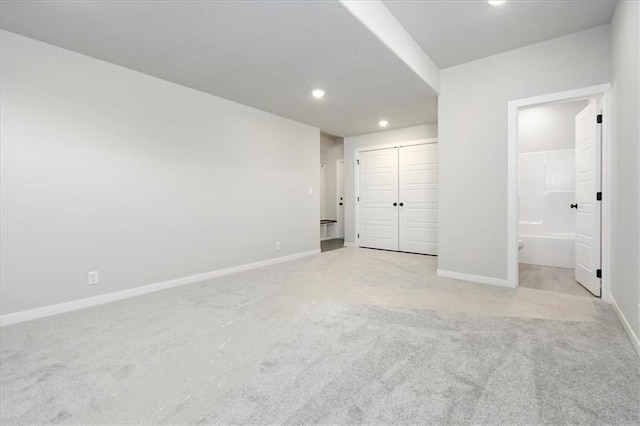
top-left (88, 271), bottom-right (99, 285)
top-left (276, 241), bottom-right (281, 250)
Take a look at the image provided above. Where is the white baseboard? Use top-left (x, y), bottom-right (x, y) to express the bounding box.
top-left (610, 296), bottom-right (640, 357)
top-left (437, 269), bottom-right (514, 288)
top-left (343, 242), bottom-right (358, 247)
top-left (0, 249), bottom-right (320, 327)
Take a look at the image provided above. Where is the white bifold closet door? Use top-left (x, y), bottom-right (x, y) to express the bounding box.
top-left (359, 148), bottom-right (399, 251)
top-left (359, 143), bottom-right (438, 255)
top-left (399, 144), bottom-right (439, 254)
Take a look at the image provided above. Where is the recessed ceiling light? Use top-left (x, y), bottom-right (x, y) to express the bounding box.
top-left (379, 120), bottom-right (389, 127)
top-left (312, 89), bottom-right (325, 99)
top-left (488, 0), bottom-right (506, 5)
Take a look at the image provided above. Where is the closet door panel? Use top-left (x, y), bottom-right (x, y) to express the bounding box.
top-left (399, 144), bottom-right (438, 255)
top-left (358, 148), bottom-right (399, 251)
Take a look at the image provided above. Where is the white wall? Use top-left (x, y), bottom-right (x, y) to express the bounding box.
top-left (0, 31), bottom-right (320, 316)
top-left (610, 1), bottom-right (639, 339)
top-left (320, 134), bottom-right (344, 222)
top-left (344, 123), bottom-right (437, 243)
top-left (438, 25), bottom-right (610, 280)
top-left (518, 100), bottom-right (588, 153)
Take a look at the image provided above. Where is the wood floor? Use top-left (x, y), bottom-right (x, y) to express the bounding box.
top-left (519, 263), bottom-right (595, 298)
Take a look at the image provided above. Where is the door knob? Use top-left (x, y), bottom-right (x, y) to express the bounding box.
top-left (399, 202), bottom-right (404, 207)
top-left (393, 202), bottom-right (398, 206)
top-left (571, 203), bottom-right (578, 209)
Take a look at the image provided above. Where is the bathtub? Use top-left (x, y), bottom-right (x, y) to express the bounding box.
top-left (518, 190), bottom-right (576, 269)
top-left (518, 233), bottom-right (575, 269)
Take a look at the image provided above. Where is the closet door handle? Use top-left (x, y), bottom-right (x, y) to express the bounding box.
top-left (393, 202), bottom-right (398, 206)
top-left (399, 202), bottom-right (404, 207)
top-left (570, 203), bottom-right (578, 209)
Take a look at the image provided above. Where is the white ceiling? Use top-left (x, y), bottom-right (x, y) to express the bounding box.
top-left (383, 0), bottom-right (616, 69)
top-left (0, 1), bottom-right (617, 136)
top-left (0, 0), bottom-right (437, 137)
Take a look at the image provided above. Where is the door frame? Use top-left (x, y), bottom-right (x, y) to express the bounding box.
top-left (507, 84), bottom-right (611, 300)
top-left (320, 163), bottom-right (326, 220)
top-left (354, 137), bottom-right (438, 248)
top-left (336, 159), bottom-right (345, 238)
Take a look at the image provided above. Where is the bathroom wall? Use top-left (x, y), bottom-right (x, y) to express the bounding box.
top-left (518, 101), bottom-right (589, 153)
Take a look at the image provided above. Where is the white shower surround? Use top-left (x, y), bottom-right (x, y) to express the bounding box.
top-left (518, 148), bottom-right (576, 268)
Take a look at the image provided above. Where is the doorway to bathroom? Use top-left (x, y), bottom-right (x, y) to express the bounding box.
top-left (507, 85), bottom-right (611, 299)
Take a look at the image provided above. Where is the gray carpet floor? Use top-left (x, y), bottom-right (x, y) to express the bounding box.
top-left (1, 248), bottom-right (638, 424)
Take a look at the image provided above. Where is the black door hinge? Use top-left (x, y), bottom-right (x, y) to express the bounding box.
top-left (597, 114), bottom-right (603, 124)
top-left (357, 196), bottom-right (360, 202)
top-left (357, 233), bottom-right (360, 239)
top-left (356, 159), bottom-right (360, 165)
top-left (596, 192), bottom-right (602, 201)
top-left (596, 269), bottom-right (602, 279)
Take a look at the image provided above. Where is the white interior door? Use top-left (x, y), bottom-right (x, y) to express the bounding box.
top-left (399, 144), bottom-right (438, 255)
top-left (336, 160), bottom-right (345, 238)
top-left (358, 148), bottom-right (399, 251)
top-left (319, 164), bottom-right (326, 220)
top-left (574, 99), bottom-right (601, 296)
